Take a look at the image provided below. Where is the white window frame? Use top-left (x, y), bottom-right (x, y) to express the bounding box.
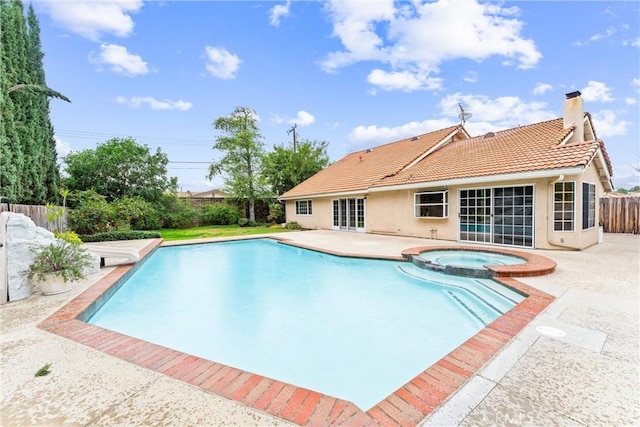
top-left (553, 182), bottom-right (575, 232)
top-left (295, 200), bottom-right (312, 216)
top-left (414, 190), bottom-right (449, 218)
top-left (582, 182), bottom-right (596, 230)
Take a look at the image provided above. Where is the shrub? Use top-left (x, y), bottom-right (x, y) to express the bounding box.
top-left (284, 221), bottom-right (302, 230)
top-left (26, 241), bottom-right (93, 282)
top-left (203, 203), bottom-right (240, 225)
top-left (154, 194), bottom-right (197, 229)
top-left (111, 196), bottom-right (157, 230)
top-left (54, 231), bottom-right (83, 245)
top-left (267, 202), bottom-right (284, 223)
top-left (247, 219), bottom-right (257, 227)
top-left (238, 218), bottom-right (249, 227)
top-left (68, 190), bottom-right (113, 234)
top-left (79, 230), bottom-right (161, 242)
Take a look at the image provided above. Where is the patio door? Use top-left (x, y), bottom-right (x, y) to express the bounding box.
top-left (459, 189), bottom-right (492, 243)
top-left (333, 198), bottom-right (365, 231)
top-left (459, 186), bottom-right (534, 248)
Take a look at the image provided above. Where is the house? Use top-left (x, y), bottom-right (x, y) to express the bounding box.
top-left (176, 189), bottom-right (229, 199)
top-left (279, 92), bottom-right (614, 250)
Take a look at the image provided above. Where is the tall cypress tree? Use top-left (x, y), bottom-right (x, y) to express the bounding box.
top-left (0, 0), bottom-right (65, 203)
top-left (26, 3), bottom-right (58, 202)
top-left (0, 0), bottom-right (25, 202)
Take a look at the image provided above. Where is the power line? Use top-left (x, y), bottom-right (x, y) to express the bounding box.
top-left (168, 161), bottom-right (210, 164)
top-left (167, 167), bottom-right (210, 170)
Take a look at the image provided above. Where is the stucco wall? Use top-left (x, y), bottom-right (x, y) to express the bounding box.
top-left (284, 162), bottom-right (608, 250)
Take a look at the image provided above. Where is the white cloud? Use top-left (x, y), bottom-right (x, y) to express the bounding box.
top-left (366, 69), bottom-right (443, 92)
top-left (591, 110), bottom-right (631, 138)
top-left (624, 37), bottom-right (640, 47)
top-left (581, 81), bottom-right (614, 102)
top-left (533, 82), bottom-right (553, 95)
top-left (90, 43), bottom-right (149, 76)
top-left (270, 1), bottom-right (291, 27)
top-left (438, 93), bottom-right (554, 128)
top-left (612, 164), bottom-right (640, 190)
top-left (204, 46), bottom-right (241, 79)
top-left (43, 1), bottom-right (143, 41)
top-left (625, 98), bottom-right (638, 105)
top-left (633, 78), bottom-right (640, 90)
top-left (321, 0), bottom-right (541, 92)
top-left (574, 27), bottom-right (616, 46)
top-left (273, 110), bottom-right (316, 126)
top-left (348, 118), bottom-right (455, 145)
top-left (348, 91), bottom-right (559, 145)
top-left (116, 96), bottom-right (192, 111)
top-left (463, 71), bottom-right (478, 84)
top-left (289, 110), bottom-right (315, 126)
top-left (54, 135), bottom-right (72, 157)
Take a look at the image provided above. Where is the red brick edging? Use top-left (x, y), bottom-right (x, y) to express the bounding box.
top-left (38, 238), bottom-right (555, 426)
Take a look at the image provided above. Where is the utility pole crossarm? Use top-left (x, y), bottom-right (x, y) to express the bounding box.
top-left (287, 124), bottom-right (298, 152)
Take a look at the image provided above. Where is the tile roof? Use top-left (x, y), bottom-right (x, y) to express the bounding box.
top-left (280, 125), bottom-right (463, 199)
top-left (280, 115), bottom-right (613, 199)
top-left (374, 117), bottom-right (610, 188)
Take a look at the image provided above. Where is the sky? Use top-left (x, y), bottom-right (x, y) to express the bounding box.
top-left (32, 0), bottom-right (640, 192)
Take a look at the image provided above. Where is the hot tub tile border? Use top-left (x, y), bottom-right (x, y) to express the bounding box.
top-left (38, 237), bottom-right (554, 427)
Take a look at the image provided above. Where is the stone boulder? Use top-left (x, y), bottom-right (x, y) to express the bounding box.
top-left (5, 213), bottom-right (100, 301)
top-left (6, 213), bottom-right (56, 300)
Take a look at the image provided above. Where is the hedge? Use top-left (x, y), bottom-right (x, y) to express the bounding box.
top-left (79, 230), bottom-right (161, 242)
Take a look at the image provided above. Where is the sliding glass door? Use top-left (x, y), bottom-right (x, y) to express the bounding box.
top-left (459, 186), bottom-right (534, 248)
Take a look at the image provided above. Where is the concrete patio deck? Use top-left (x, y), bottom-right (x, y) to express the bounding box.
top-left (1, 231), bottom-right (638, 426)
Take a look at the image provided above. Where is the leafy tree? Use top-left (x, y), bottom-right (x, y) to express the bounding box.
top-left (63, 137), bottom-right (177, 202)
top-left (209, 106), bottom-right (270, 222)
top-left (262, 139), bottom-right (330, 196)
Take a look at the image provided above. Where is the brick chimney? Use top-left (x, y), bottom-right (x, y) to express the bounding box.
top-left (563, 91), bottom-right (584, 143)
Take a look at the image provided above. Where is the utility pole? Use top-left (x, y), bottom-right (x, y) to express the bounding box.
top-left (287, 124), bottom-right (298, 152)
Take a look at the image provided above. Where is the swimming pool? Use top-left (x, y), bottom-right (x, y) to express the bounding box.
top-left (87, 239), bottom-right (524, 410)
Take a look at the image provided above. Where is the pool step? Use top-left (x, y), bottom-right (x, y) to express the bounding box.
top-left (397, 264), bottom-right (524, 324)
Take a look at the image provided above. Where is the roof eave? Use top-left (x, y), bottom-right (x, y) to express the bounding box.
top-left (368, 167), bottom-right (587, 192)
top-left (279, 189), bottom-right (369, 201)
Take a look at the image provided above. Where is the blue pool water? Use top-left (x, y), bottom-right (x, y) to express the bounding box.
top-left (87, 239), bottom-right (524, 410)
top-left (419, 249), bottom-right (526, 269)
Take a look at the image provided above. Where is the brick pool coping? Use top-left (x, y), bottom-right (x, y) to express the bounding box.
top-left (38, 237), bottom-right (556, 426)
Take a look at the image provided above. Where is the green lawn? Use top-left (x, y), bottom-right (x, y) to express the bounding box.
top-left (158, 224), bottom-right (294, 241)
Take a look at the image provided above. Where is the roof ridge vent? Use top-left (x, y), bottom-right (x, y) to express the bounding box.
top-left (483, 132), bottom-right (495, 138)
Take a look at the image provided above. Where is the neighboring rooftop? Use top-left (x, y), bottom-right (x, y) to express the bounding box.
top-left (177, 189), bottom-right (229, 198)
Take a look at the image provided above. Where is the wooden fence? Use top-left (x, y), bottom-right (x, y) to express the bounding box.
top-left (0, 203), bottom-right (68, 231)
top-left (600, 196), bottom-right (639, 234)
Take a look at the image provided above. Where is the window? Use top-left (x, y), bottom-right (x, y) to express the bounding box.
top-left (415, 191), bottom-right (448, 218)
top-left (295, 200), bottom-right (312, 215)
top-left (554, 182), bottom-right (574, 231)
top-left (582, 183), bottom-right (596, 230)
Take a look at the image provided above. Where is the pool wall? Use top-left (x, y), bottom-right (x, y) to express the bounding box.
top-left (38, 237), bottom-right (556, 427)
